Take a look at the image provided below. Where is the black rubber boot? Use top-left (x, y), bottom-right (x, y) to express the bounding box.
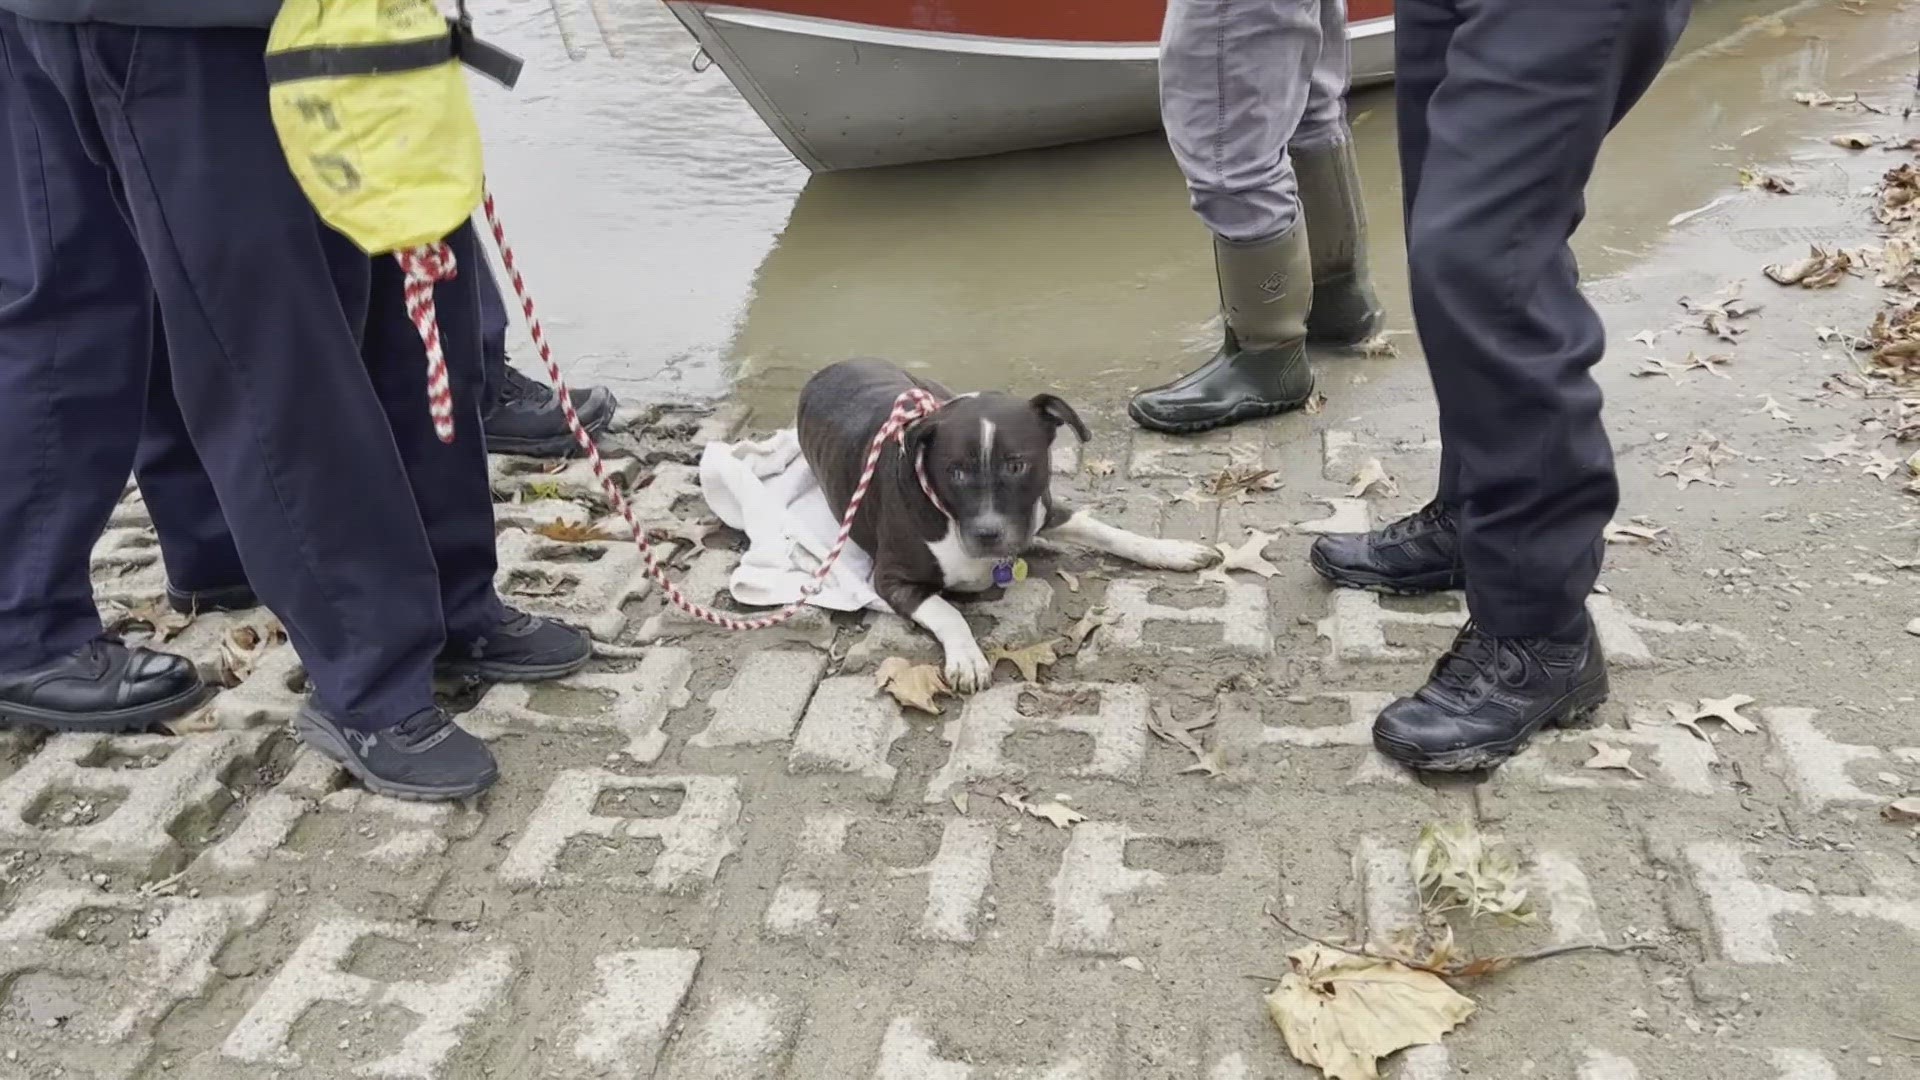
top-left (1129, 225), bottom-right (1315, 434)
top-left (1294, 139), bottom-right (1385, 347)
top-left (0, 638), bottom-right (206, 733)
top-left (1372, 615), bottom-right (1609, 772)
top-left (483, 363), bottom-right (618, 458)
top-left (1309, 501), bottom-right (1466, 595)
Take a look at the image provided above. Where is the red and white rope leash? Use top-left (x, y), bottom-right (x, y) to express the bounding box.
top-left (468, 189), bottom-right (941, 631)
top-left (396, 243), bottom-right (460, 443)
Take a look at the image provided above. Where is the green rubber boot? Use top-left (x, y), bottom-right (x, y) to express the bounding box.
top-left (1295, 139), bottom-right (1385, 347)
top-left (1129, 224), bottom-right (1316, 435)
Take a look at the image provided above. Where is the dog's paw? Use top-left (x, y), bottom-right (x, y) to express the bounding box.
top-left (943, 641), bottom-right (995, 694)
top-left (1140, 537), bottom-right (1222, 572)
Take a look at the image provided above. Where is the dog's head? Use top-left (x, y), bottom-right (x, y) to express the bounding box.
top-left (904, 391), bottom-right (1090, 560)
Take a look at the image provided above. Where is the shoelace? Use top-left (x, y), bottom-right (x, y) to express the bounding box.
top-left (391, 707), bottom-right (454, 747)
top-left (499, 365), bottom-right (559, 410)
top-left (1428, 622), bottom-right (1536, 696)
top-left (1379, 502), bottom-right (1450, 545)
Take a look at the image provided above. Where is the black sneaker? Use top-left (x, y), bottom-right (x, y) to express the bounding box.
top-left (1372, 616), bottom-right (1608, 772)
top-left (295, 701), bottom-right (497, 800)
top-left (167, 582), bottom-right (260, 615)
top-left (0, 638), bottom-right (206, 733)
top-left (1309, 501), bottom-right (1466, 595)
top-left (436, 607), bottom-right (592, 682)
top-left (483, 364), bottom-right (618, 458)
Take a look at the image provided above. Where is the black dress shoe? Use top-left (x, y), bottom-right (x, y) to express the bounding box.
top-left (436, 607), bottom-right (592, 682)
top-left (0, 638), bottom-right (207, 733)
top-left (1372, 616), bottom-right (1608, 772)
top-left (167, 582), bottom-right (260, 615)
top-left (1309, 501), bottom-right (1466, 595)
top-left (484, 364), bottom-right (617, 458)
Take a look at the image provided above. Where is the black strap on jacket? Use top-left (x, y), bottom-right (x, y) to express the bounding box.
top-left (265, 1), bottom-right (523, 89)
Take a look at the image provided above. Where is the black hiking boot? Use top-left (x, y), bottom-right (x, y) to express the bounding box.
top-left (484, 364), bottom-right (618, 458)
top-left (1372, 615), bottom-right (1609, 772)
top-left (166, 582), bottom-right (260, 615)
top-left (1309, 501), bottom-right (1466, 595)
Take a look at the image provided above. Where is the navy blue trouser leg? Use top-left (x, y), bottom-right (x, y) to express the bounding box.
top-left (364, 225), bottom-right (506, 643)
top-left (0, 14), bottom-right (152, 673)
top-left (15, 19), bottom-right (456, 729)
top-left (136, 317), bottom-right (245, 594)
top-left (477, 253), bottom-right (510, 407)
top-left (133, 228), bottom-right (506, 642)
top-left (1398, 0), bottom-right (1690, 636)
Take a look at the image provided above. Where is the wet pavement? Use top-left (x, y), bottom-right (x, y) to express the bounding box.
top-left (475, 0), bottom-right (1914, 416)
top-left (8, 2), bottom-right (1920, 1078)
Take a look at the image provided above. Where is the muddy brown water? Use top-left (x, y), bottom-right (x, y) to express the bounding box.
top-left (472, 0), bottom-right (1920, 417)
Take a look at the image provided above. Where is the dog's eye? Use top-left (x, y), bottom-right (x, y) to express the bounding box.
top-left (1002, 459), bottom-right (1030, 476)
top-left (948, 463), bottom-right (970, 482)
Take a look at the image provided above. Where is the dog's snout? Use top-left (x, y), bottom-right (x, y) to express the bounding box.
top-left (966, 522), bottom-right (1006, 547)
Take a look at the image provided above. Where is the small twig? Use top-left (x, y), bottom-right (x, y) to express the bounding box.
top-left (1888, 1032), bottom-right (1920, 1045)
top-left (1266, 909), bottom-right (1655, 978)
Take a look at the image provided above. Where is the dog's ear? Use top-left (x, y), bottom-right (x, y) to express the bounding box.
top-left (902, 413), bottom-right (939, 462)
top-left (1031, 393), bottom-right (1091, 444)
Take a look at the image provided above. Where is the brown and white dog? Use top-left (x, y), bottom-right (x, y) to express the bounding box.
top-left (798, 359), bottom-right (1222, 691)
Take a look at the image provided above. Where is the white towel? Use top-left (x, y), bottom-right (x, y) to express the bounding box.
top-left (697, 429), bottom-right (887, 614)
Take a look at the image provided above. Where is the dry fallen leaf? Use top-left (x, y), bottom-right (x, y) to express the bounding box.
top-left (1756, 395), bottom-right (1795, 423)
top-left (1658, 432), bottom-right (1739, 490)
top-left (1794, 90), bottom-right (1861, 109)
top-left (219, 616), bottom-right (286, 687)
top-left (1807, 432), bottom-right (1865, 463)
top-left (1603, 520), bottom-right (1667, 545)
top-left (1266, 944), bottom-right (1476, 1080)
top-left (1764, 245), bottom-right (1853, 287)
top-left (1057, 568), bottom-right (1080, 593)
top-left (1357, 333), bottom-right (1402, 358)
top-left (1629, 329), bottom-right (1662, 347)
top-left (1885, 797), bottom-right (1920, 822)
top-left (533, 520), bottom-right (615, 544)
top-left (504, 567), bottom-right (574, 597)
top-left (1304, 391), bottom-right (1330, 415)
top-left (1632, 357), bottom-right (1689, 381)
top-left (1739, 167), bottom-right (1799, 194)
top-left (1679, 288), bottom-right (1761, 341)
top-left (106, 597), bottom-right (196, 644)
top-left (1060, 607), bottom-right (1116, 656)
top-left (1865, 453), bottom-right (1903, 481)
top-left (1683, 351), bottom-right (1735, 379)
top-left (1832, 132), bottom-right (1883, 149)
top-left (1411, 822), bottom-right (1536, 925)
top-left (1675, 694), bottom-right (1761, 735)
top-left (1197, 463), bottom-right (1284, 503)
top-left (1149, 704), bottom-right (1224, 778)
top-left (997, 791), bottom-right (1086, 829)
top-left (951, 791), bottom-right (969, 815)
top-left (1347, 458), bottom-right (1399, 499)
top-left (1583, 740), bottom-right (1648, 780)
top-left (1202, 530), bottom-right (1282, 584)
top-left (987, 639), bottom-right (1060, 683)
top-left (875, 657), bottom-right (954, 715)
top-left (1084, 457), bottom-right (1118, 478)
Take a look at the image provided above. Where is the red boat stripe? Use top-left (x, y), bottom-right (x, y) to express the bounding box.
top-left (700, 0), bottom-right (1393, 45)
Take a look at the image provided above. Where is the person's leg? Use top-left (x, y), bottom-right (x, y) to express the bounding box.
top-left (134, 311), bottom-right (256, 613)
top-left (359, 225), bottom-right (588, 682)
top-left (1369, 0), bottom-right (1693, 771)
top-left (43, 21), bottom-right (494, 795)
top-left (0, 13), bottom-right (203, 730)
top-left (1305, 0), bottom-right (1464, 595)
top-left (1130, 0), bottom-right (1323, 435)
top-left (473, 249), bottom-right (620, 458)
top-left (1290, 0), bottom-right (1383, 346)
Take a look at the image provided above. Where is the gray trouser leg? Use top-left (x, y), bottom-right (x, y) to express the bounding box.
top-left (1294, 0), bottom-right (1353, 151)
top-left (1159, 0), bottom-right (1331, 243)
